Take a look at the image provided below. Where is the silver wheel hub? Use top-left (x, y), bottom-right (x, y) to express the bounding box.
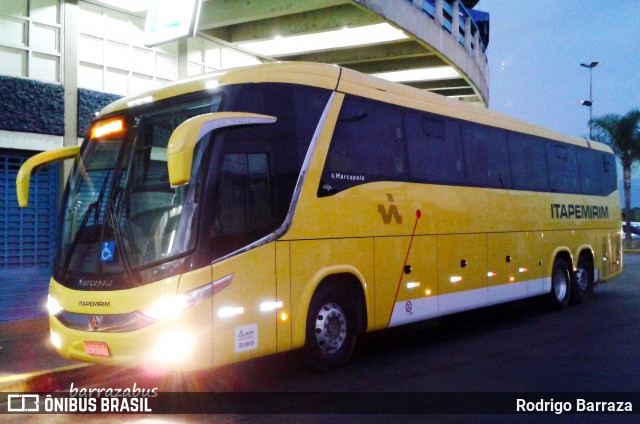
top-left (553, 268), bottom-right (568, 300)
top-left (575, 267), bottom-right (589, 292)
top-left (314, 302), bottom-right (347, 354)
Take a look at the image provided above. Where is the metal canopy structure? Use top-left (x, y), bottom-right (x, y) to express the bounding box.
top-left (196, 0), bottom-right (489, 105)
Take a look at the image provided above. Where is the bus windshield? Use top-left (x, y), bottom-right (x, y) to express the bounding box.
top-left (57, 96), bottom-right (221, 289)
top-left (54, 83), bottom-right (332, 290)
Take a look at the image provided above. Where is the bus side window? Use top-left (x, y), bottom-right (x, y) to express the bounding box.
top-left (603, 153), bottom-right (611, 173)
top-left (462, 124), bottom-right (511, 188)
top-left (548, 143), bottom-right (579, 193)
top-left (508, 133), bottom-right (549, 192)
top-left (405, 113), bottom-right (464, 184)
top-left (602, 152), bottom-right (617, 194)
top-left (577, 149), bottom-right (617, 196)
top-left (577, 148), bottom-right (600, 195)
top-left (320, 96), bottom-right (405, 195)
top-left (214, 152), bottom-right (272, 235)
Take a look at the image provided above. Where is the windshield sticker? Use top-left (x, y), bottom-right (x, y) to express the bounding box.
top-left (100, 241), bottom-right (115, 262)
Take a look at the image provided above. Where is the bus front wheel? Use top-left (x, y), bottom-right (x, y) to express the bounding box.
top-left (304, 285), bottom-right (357, 371)
top-left (548, 257), bottom-right (571, 310)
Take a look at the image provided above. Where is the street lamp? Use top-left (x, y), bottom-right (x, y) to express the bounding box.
top-left (580, 61), bottom-right (599, 139)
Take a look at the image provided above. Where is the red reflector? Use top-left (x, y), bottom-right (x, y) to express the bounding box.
top-left (84, 341), bottom-right (110, 357)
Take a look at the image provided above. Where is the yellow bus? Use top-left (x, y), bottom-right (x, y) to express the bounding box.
top-left (16, 62), bottom-right (622, 371)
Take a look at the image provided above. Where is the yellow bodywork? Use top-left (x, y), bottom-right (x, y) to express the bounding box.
top-left (33, 63), bottom-right (621, 370)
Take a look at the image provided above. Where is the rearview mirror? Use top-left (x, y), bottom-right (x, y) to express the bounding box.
top-left (167, 112), bottom-right (276, 187)
top-left (16, 146), bottom-right (80, 207)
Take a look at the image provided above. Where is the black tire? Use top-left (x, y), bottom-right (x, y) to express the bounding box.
top-left (547, 257), bottom-right (571, 310)
top-left (571, 254), bottom-right (594, 304)
top-left (304, 285), bottom-right (358, 371)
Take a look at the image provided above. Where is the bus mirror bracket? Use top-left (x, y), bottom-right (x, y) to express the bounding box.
top-left (16, 145), bottom-right (81, 208)
top-left (167, 112), bottom-right (277, 187)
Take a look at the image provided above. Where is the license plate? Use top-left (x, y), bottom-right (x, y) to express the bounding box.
top-left (84, 341), bottom-right (110, 357)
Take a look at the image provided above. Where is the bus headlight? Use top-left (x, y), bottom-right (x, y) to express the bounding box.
top-left (50, 330), bottom-right (62, 349)
top-left (140, 295), bottom-right (190, 321)
top-left (47, 295), bottom-right (64, 316)
top-left (140, 275), bottom-right (232, 321)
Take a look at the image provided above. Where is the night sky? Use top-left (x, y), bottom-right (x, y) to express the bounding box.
top-left (476, 0), bottom-right (640, 206)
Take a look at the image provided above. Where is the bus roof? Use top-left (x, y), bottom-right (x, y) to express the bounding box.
top-left (100, 62), bottom-right (612, 154)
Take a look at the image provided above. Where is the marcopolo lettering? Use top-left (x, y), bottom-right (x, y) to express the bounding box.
top-left (550, 204), bottom-right (609, 220)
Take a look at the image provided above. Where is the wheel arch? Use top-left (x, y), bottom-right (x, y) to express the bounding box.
top-left (292, 265), bottom-right (371, 349)
top-left (575, 244), bottom-right (595, 267)
top-left (547, 247), bottom-right (574, 279)
top-left (547, 250), bottom-right (573, 309)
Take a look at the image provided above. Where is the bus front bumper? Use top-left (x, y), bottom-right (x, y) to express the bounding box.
top-left (48, 298), bottom-right (214, 372)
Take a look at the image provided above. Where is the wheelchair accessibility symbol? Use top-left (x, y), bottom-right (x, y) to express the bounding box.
top-left (101, 241), bottom-right (115, 262)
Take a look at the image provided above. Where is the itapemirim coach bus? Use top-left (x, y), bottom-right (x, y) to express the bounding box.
top-left (16, 62), bottom-right (622, 371)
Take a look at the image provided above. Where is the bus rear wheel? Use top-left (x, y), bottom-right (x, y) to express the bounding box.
top-left (571, 254), bottom-right (594, 304)
top-left (304, 285), bottom-right (357, 371)
top-left (547, 257), bottom-right (571, 310)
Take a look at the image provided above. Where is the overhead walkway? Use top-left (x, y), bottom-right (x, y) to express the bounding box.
top-left (197, 0), bottom-right (489, 104)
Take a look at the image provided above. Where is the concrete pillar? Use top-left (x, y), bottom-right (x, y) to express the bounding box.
top-left (178, 39), bottom-right (189, 79)
top-left (452, 0), bottom-right (459, 42)
top-left (434, 0), bottom-right (443, 26)
top-left (464, 11), bottom-right (472, 53)
top-left (62, 0), bottom-right (78, 183)
top-left (473, 26), bottom-right (481, 61)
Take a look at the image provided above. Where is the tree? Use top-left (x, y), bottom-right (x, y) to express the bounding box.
top-left (590, 108), bottom-right (640, 240)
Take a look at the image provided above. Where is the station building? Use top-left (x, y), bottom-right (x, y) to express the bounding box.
top-left (0, 0), bottom-right (489, 324)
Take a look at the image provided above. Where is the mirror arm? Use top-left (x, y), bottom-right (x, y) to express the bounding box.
top-left (16, 145), bottom-right (81, 207)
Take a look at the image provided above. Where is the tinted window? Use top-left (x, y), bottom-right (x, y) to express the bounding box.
top-left (577, 148), bottom-right (617, 196)
top-left (508, 133), bottom-right (549, 191)
top-left (318, 94), bottom-right (617, 198)
top-left (202, 83), bottom-right (331, 258)
top-left (577, 148), bottom-right (602, 195)
top-left (602, 152), bottom-right (617, 194)
top-left (214, 153), bottom-right (271, 235)
top-left (405, 112), bottom-right (464, 184)
top-left (548, 143), bottom-right (579, 193)
top-left (320, 96), bottom-right (405, 195)
top-left (462, 124), bottom-right (511, 188)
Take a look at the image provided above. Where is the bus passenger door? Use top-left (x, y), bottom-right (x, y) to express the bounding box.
top-left (202, 148), bottom-right (279, 367)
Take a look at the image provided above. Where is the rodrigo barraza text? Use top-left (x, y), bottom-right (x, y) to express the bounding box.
top-left (516, 398), bottom-right (633, 414)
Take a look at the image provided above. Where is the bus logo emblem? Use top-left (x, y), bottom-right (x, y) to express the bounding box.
top-left (88, 315), bottom-right (100, 331)
top-left (377, 194), bottom-right (403, 224)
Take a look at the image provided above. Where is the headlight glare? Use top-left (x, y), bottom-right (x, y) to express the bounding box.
top-left (140, 294), bottom-right (190, 320)
top-left (140, 277), bottom-right (225, 321)
top-left (47, 295), bottom-right (64, 316)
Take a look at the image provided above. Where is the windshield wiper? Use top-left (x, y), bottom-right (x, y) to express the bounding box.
top-left (94, 170), bottom-right (111, 224)
top-left (60, 170), bottom-right (113, 280)
top-left (60, 200), bottom-right (98, 278)
top-left (102, 200), bottom-right (136, 283)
